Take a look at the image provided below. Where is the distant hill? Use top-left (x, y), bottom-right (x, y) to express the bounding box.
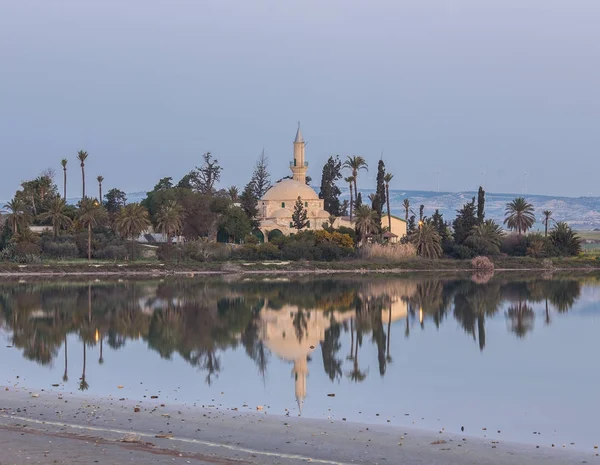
top-left (5, 189), bottom-right (599, 231)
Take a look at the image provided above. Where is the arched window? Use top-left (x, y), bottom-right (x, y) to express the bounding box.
top-left (294, 159), bottom-right (297, 167)
top-left (281, 202), bottom-right (285, 208)
top-left (304, 202), bottom-right (308, 207)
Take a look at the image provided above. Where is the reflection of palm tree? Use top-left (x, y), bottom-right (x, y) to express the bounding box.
top-left (79, 343), bottom-right (89, 391)
top-left (506, 301), bottom-right (535, 338)
top-left (62, 335), bottom-right (68, 382)
top-left (545, 299), bottom-right (551, 326)
top-left (347, 319), bottom-right (355, 361)
top-left (386, 306), bottom-right (393, 363)
top-left (347, 335), bottom-right (367, 383)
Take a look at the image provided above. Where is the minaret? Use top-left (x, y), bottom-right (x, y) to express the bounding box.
top-left (293, 356), bottom-right (308, 415)
top-left (291, 122), bottom-right (307, 182)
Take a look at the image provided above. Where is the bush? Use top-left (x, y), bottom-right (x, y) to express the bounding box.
top-left (231, 244), bottom-right (258, 260)
top-left (183, 240), bottom-right (231, 262)
top-left (41, 241), bottom-right (79, 259)
top-left (244, 234), bottom-right (260, 245)
top-left (256, 243), bottom-right (281, 260)
top-left (281, 241), bottom-right (319, 261)
top-left (336, 226), bottom-right (357, 243)
top-left (100, 245), bottom-right (128, 260)
top-left (0, 244), bottom-right (42, 264)
top-left (358, 243), bottom-right (416, 261)
top-left (14, 241), bottom-right (41, 257)
top-left (542, 258), bottom-right (554, 269)
top-left (471, 256), bottom-right (494, 271)
top-left (501, 234), bottom-right (528, 256)
top-left (448, 244), bottom-right (476, 259)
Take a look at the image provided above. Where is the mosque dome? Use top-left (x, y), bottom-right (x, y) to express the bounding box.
top-left (262, 179), bottom-right (319, 202)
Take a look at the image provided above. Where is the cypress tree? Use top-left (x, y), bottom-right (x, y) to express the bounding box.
top-left (319, 156), bottom-right (343, 216)
top-left (477, 186), bottom-right (485, 224)
top-left (251, 151), bottom-right (272, 199)
top-left (292, 196), bottom-right (309, 230)
top-left (453, 197), bottom-right (477, 245)
top-left (240, 181), bottom-right (259, 229)
top-left (373, 159), bottom-right (386, 227)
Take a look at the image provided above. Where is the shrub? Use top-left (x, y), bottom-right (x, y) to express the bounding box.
top-left (256, 243), bottom-right (281, 260)
top-left (500, 234), bottom-right (528, 256)
top-left (232, 244), bottom-right (258, 260)
top-left (183, 240), bottom-right (231, 262)
top-left (244, 234), bottom-right (260, 245)
top-left (471, 256), bottom-right (494, 271)
top-left (448, 244), bottom-right (476, 259)
top-left (100, 245), bottom-right (128, 260)
top-left (14, 241), bottom-right (41, 257)
top-left (542, 258), bottom-right (554, 269)
top-left (281, 241), bottom-right (318, 261)
top-left (336, 226), bottom-right (357, 243)
top-left (41, 241), bottom-right (79, 259)
top-left (358, 243), bottom-right (416, 261)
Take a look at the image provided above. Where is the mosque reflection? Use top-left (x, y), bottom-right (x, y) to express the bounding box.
top-left (0, 273), bottom-right (589, 411)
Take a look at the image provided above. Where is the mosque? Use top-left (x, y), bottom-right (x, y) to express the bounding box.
top-left (254, 125), bottom-right (407, 242)
top-left (256, 125), bottom-right (353, 241)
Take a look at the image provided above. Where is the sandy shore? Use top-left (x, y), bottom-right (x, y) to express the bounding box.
top-left (0, 386), bottom-right (594, 465)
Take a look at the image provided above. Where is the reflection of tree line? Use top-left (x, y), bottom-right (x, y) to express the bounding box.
top-left (0, 276), bottom-right (585, 388)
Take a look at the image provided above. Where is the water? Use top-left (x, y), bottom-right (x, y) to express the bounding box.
top-left (1, 273), bottom-right (599, 450)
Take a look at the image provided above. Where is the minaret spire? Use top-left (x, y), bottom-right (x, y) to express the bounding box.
top-left (291, 123), bottom-right (307, 182)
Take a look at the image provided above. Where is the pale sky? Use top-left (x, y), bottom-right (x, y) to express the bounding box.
top-left (1, 0), bottom-right (599, 200)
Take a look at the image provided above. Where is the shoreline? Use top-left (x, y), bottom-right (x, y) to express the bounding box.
top-left (0, 387), bottom-right (594, 464)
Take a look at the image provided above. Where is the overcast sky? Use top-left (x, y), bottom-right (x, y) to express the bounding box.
top-left (1, 0), bottom-right (599, 200)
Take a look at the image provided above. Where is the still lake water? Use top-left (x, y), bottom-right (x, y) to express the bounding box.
top-left (1, 273), bottom-right (599, 450)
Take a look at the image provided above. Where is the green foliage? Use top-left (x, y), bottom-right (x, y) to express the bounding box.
top-left (40, 236), bottom-right (79, 259)
top-left (250, 151), bottom-right (272, 199)
top-left (548, 222), bottom-right (582, 256)
top-left (219, 206), bottom-right (252, 243)
top-left (319, 155), bottom-right (343, 216)
top-left (411, 221), bottom-right (442, 258)
top-left (116, 203), bottom-right (151, 260)
top-left (239, 181), bottom-right (260, 228)
top-left (104, 188), bottom-right (127, 214)
top-left (452, 197), bottom-right (477, 245)
top-left (354, 205), bottom-right (378, 244)
top-left (372, 159), bottom-right (386, 227)
top-left (477, 186), bottom-right (485, 224)
top-left (37, 198), bottom-right (72, 237)
top-left (256, 243), bottom-right (281, 259)
top-left (465, 220), bottom-right (503, 256)
top-left (504, 197), bottom-right (535, 235)
top-left (292, 196), bottom-right (309, 230)
top-left (500, 234), bottom-right (529, 256)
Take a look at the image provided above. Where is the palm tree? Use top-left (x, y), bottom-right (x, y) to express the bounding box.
top-left (97, 176), bottom-right (104, 203)
top-left (344, 176), bottom-right (355, 221)
top-left (403, 198), bottom-right (410, 221)
top-left (343, 156), bottom-right (368, 204)
top-left (60, 158), bottom-right (68, 200)
top-left (504, 197), bottom-right (535, 235)
top-left (77, 150), bottom-right (89, 199)
top-left (549, 222), bottom-right (582, 256)
top-left (411, 221), bottom-right (442, 258)
top-left (78, 197), bottom-right (107, 261)
top-left (155, 201), bottom-right (183, 244)
top-left (354, 205), bottom-right (378, 245)
top-left (116, 203), bottom-right (151, 260)
top-left (542, 210), bottom-right (553, 237)
top-left (227, 186), bottom-right (239, 202)
top-left (38, 198), bottom-right (72, 237)
top-left (465, 219), bottom-right (504, 255)
top-left (2, 199), bottom-right (31, 233)
top-left (383, 173), bottom-right (393, 231)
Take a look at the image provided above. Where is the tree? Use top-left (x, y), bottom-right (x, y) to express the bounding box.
top-left (292, 197), bottom-right (309, 231)
top-left (355, 192), bottom-right (363, 210)
top-left (155, 200), bottom-right (183, 243)
top-left (373, 159), bottom-right (386, 228)
top-left (403, 198), bottom-right (410, 221)
top-left (354, 205), bottom-right (378, 245)
top-left (97, 176), bottom-right (104, 203)
top-left (319, 155), bottom-right (343, 216)
top-left (344, 176), bottom-right (355, 221)
top-left (78, 198), bottom-right (107, 261)
top-left (504, 197), bottom-right (535, 235)
top-left (227, 186), bottom-right (239, 202)
top-left (250, 150), bottom-right (271, 199)
top-left (2, 199), bottom-right (31, 233)
top-left (239, 181), bottom-right (260, 228)
top-left (77, 150), bottom-right (89, 199)
top-left (220, 206), bottom-right (252, 243)
top-left (343, 156), bottom-right (368, 204)
top-left (60, 158), bottom-right (68, 200)
top-left (116, 203), bottom-right (151, 260)
top-left (465, 219), bottom-right (504, 256)
top-left (549, 222), bottom-right (581, 256)
top-left (430, 209), bottom-right (450, 244)
top-left (38, 198), bottom-right (72, 238)
top-left (542, 210), bottom-right (553, 237)
top-left (477, 186), bottom-right (485, 224)
top-left (104, 188), bottom-right (127, 215)
top-left (194, 152), bottom-right (222, 194)
top-left (383, 173), bottom-right (393, 232)
top-left (411, 221), bottom-right (442, 258)
top-left (453, 197), bottom-right (477, 245)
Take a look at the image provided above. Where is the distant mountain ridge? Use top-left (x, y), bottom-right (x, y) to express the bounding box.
top-left (5, 189), bottom-right (599, 231)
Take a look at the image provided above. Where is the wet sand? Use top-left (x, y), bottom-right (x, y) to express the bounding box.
top-left (0, 386), bottom-right (594, 465)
